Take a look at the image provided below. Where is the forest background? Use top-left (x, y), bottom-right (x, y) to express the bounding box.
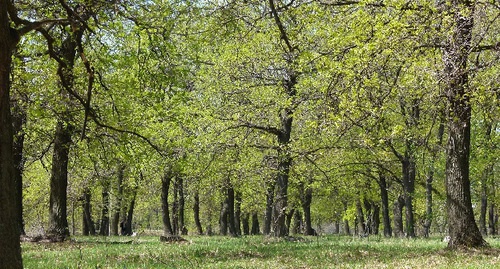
top-left (0, 0), bottom-right (499, 267)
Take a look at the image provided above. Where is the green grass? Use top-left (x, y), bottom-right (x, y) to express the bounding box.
top-left (22, 235), bottom-right (500, 268)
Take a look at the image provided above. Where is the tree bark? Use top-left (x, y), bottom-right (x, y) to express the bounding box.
top-left (378, 174), bottom-right (392, 237)
top-left (356, 199), bottom-right (366, 235)
top-left (393, 195), bottom-right (405, 237)
top-left (424, 171), bottom-right (434, 237)
top-left (193, 192), bottom-right (203, 235)
top-left (264, 180), bottom-right (274, 235)
top-left (111, 165), bottom-right (125, 236)
top-left (343, 201), bottom-right (350, 235)
top-left (219, 201), bottom-right (228, 235)
top-left (371, 203), bottom-right (380, 235)
top-left (488, 203), bottom-right (496, 235)
top-left (0, 4), bottom-right (23, 265)
top-left (402, 158), bottom-right (416, 238)
top-left (48, 120), bottom-right (72, 239)
top-left (300, 182), bottom-right (314, 235)
top-left (82, 187), bottom-right (95, 236)
top-left (178, 176), bottom-right (186, 235)
top-left (123, 181), bottom-right (138, 236)
top-left (251, 212), bottom-right (260, 235)
top-left (242, 213), bottom-right (250, 235)
top-left (161, 172), bottom-right (173, 236)
top-left (293, 210), bottom-right (302, 234)
top-left (12, 101), bottom-right (26, 236)
top-left (235, 191), bottom-right (242, 236)
top-left (442, 0), bottom-right (486, 248)
top-left (99, 180), bottom-right (110, 236)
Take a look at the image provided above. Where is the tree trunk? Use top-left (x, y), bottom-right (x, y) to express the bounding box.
top-left (242, 213), bottom-right (250, 235)
top-left (371, 203), bottom-right (380, 235)
top-left (264, 180), bottom-right (274, 235)
top-left (273, 130), bottom-right (292, 237)
top-left (48, 120), bottom-right (72, 239)
top-left (251, 212), bottom-right (260, 235)
top-left (12, 101), bottom-right (26, 236)
top-left (178, 176), bottom-right (186, 235)
top-left (402, 158), bottom-right (416, 238)
top-left (285, 208), bottom-right (294, 236)
top-left (111, 165), bottom-right (125, 236)
top-left (343, 201), bottom-right (350, 235)
top-left (193, 192), bottom-right (203, 235)
top-left (423, 170), bottom-right (434, 238)
top-left (235, 191), bottom-right (242, 236)
top-left (442, 0), bottom-right (486, 248)
top-left (82, 187), bottom-right (95, 236)
top-left (123, 182), bottom-right (138, 236)
top-left (301, 183), bottom-right (314, 235)
top-left (226, 180), bottom-right (237, 236)
top-left (293, 210), bottom-right (302, 234)
top-left (488, 203), bottom-right (496, 235)
top-left (99, 180), bottom-right (110, 236)
top-left (219, 201), bottom-right (228, 235)
top-left (393, 195), bottom-right (405, 237)
top-left (378, 174), bottom-right (392, 237)
top-left (172, 176), bottom-right (179, 234)
top-left (161, 172), bottom-right (173, 236)
top-left (0, 8), bottom-right (23, 265)
top-left (364, 199), bottom-right (372, 234)
top-left (356, 199), bottom-right (366, 235)
top-left (48, 29), bottom-right (81, 240)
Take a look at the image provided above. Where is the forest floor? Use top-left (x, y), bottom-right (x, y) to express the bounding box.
top-left (22, 234), bottom-right (500, 268)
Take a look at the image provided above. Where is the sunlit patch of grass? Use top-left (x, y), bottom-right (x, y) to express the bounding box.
top-left (22, 235), bottom-right (500, 268)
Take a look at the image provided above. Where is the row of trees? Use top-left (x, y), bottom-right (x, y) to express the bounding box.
top-left (1, 0), bottom-right (498, 268)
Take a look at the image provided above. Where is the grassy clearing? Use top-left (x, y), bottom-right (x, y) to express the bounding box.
top-left (22, 235), bottom-right (500, 268)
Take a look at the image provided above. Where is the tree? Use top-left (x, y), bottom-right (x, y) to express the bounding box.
top-left (442, 0), bottom-right (487, 248)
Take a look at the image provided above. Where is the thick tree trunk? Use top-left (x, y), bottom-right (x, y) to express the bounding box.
top-left (264, 180), bottom-right (274, 235)
top-left (364, 199), bottom-right (372, 234)
top-left (161, 172), bottom-right (173, 236)
top-left (293, 210), bottom-right (302, 234)
top-left (371, 203), bottom-right (380, 235)
top-left (378, 174), bottom-right (392, 237)
top-left (301, 184), bottom-right (314, 235)
top-left (424, 171), bottom-right (434, 237)
top-left (0, 7), bottom-right (23, 265)
top-left (285, 208), bottom-right (294, 236)
top-left (12, 101), bottom-right (26, 236)
top-left (226, 181), bottom-right (237, 236)
top-left (193, 192), bottom-right (203, 235)
top-left (343, 201), bottom-right (350, 235)
top-left (442, 0), bottom-right (486, 248)
top-left (82, 187), bottom-right (95, 235)
top-left (488, 203), bottom-right (497, 235)
top-left (393, 195), bottom-right (405, 237)
top-left (48, 120), bottom-right (72, 239)
top-left (99, 180), bottom-right (110, 236)
top-left (123, 183), bottom-right (138, 236)
top-left (219, 201), bottom-right (228, 235)
top-left (251, 212), bottom-right (260, 235)
top-left (172, 176), bottom-right (179, 234)
top-left (242, 213), bottom-right (250, 235)
top-left (356, 199), bottom-right (366, 235)
top-left (402, 158), bottom-right (416, 238)
top-left (111, 165), bottom-right (125, 236)
top-left (235, 191), bottom-right (242, 236)
top-left (273, 123), bottom-right (293, 237)
top-left (178, 177), bottom-right (186, 235)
